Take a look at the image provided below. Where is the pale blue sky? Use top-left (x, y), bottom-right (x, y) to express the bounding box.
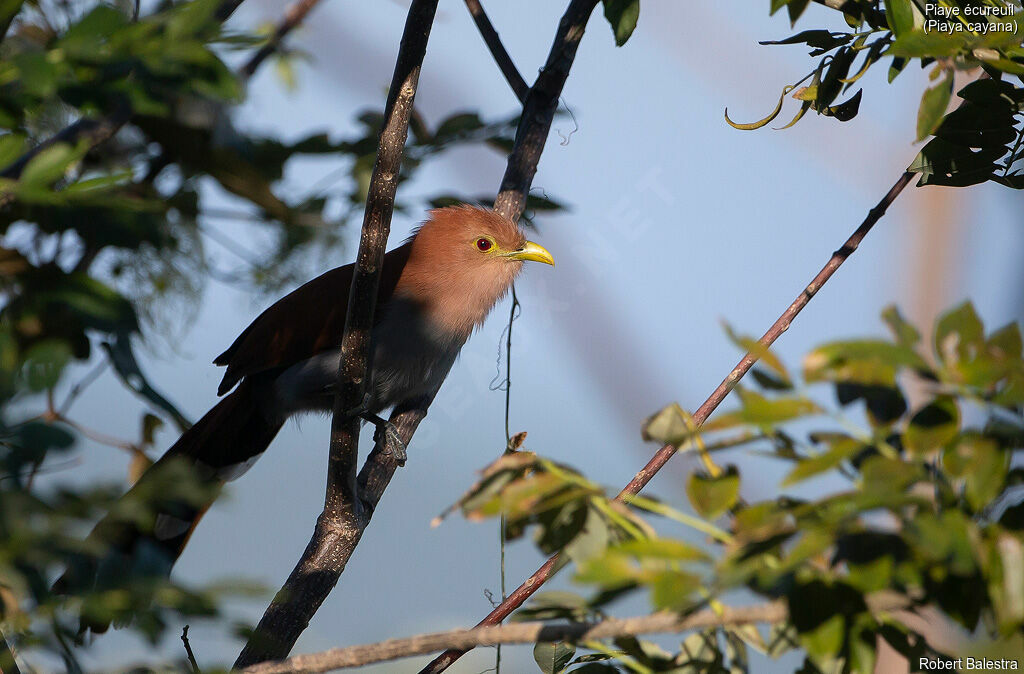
top-left (36, 1), bottom-right (1024, 672)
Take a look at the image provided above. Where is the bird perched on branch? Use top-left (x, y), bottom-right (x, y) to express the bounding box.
top-left (56, 205), bottom-right (553, 624)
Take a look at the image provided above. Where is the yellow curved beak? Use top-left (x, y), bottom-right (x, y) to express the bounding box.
top-left (504, 240), bottom-right (554, 266)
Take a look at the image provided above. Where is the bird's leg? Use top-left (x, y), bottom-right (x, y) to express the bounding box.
top-left (338, 393), bottom-right (407, 464)
top-left (358, 411), bottom-right (407, 465)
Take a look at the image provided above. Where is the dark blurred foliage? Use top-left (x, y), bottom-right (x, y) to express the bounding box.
top-left (0, 0), bottom-right (565, 670)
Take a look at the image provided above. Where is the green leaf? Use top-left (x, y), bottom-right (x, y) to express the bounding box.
top-left (960, 436), bottom-right (1008, 511)
top-left (434, 112), bottom-right (485, 140)
top-left (574, 552), bottom-right (640, 589)
top-left (905, 396), bottom-right (959, 456)
top-left (888, 56), bottom-right (908, 83)
top-left (890, 30), bottom-right (970, 58)
top-left (980, 532), bottom-right (1024, 632)
top-left (724, 84), bottom-right (793, 131)
top-left (935, 301), bottom-right (984, 365)
top-left (782, 436), bottom-right (863, 486)
top-left (733, 501), bottom-right (794, 543)
top-left (881, 305), bottom-right (921, 347)
top-left (535, 499), bottom-right (588, 555)
top-left (886, 0), bottom-right (916, 36)
top-left (44, 273), bottom-right (139, 334)
top-left (21, 143), bottom-right (82, 187)
top-left (823, 88), bottom-right (862, 122)
top-left (849, 626), bottom-right (877, 674)
top-left (860, 456), bottom-right (926, 497)
top-left (534, 641), bottom-right (576, 674)
top-left (515, 591), bottom-right (591, 623)
top-left (804, 339), bottom-right (927, 385)
top-left (725, 627), bottom-right (751, 674)
top-left (602, 0), bottom-right (639, 46)
top-left (642, 402), bottom-right (695, 447)
top-left (614, 537), bottom-right (708, 561)
top-left (22, 340), bottom-right (72, 391)
top-left (0, 134), bottom-right (26, 170)
top-left (706, 390), bottom-right (820, 430)
top-left (687, 466), bottom-right (740, 519)
top-left (815, 47), bottom-right (856, 109)
top-left (650, 570), bottom-right (701, 611)
top-left (787, 0), bottom-right (811, 25)
top-left (917, 71), bottom-right (953, 142)
top-left (564, 507), bottom-right (610, 563)
top-left (909, 136), bottom-right (1004, 187)
top-left (14, 421), bottom-right (75, 457)
top-left (988, 323), bottom-right (1022, 362)
top-left (787, 581), bottom-right (866, 660)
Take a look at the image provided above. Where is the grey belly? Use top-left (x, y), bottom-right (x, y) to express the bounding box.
top-left (269, 299), bottom-right (461, 419)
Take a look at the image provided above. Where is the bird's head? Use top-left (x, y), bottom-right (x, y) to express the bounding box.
top-left (400, 205), bottom-right (554, 338)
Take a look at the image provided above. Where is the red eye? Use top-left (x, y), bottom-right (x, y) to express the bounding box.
top-left (476, 238), bottom-right (492, 252)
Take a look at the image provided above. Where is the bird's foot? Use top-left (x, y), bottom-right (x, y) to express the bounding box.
top-left (359, 412), bottom-right (407, 465)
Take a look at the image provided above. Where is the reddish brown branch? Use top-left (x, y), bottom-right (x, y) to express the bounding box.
top-left (620, 171), bottom-right (916, 494)
top-left (463, 0), bottom-right (529, 104)
top-left (421, 170), bottom-right (916, 672)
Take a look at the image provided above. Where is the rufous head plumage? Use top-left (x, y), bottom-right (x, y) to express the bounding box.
top-left (396, 205), bottom-right (554, 339)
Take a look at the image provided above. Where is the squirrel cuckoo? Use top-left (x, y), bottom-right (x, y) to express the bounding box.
top-left (57, 205), bottom-right (553, 623)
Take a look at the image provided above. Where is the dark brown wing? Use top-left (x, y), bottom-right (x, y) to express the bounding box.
top-left (214, 241), bottom-right (413, 395)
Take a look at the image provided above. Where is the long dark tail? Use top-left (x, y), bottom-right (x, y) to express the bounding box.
top-left (55, 380), bottom-right (282, 631)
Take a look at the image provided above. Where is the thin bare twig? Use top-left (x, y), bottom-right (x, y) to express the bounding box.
top-left (40, 391), bottom-right (149, 463)
top-left (181, 626), bottom-right (201, 674)
top-left (238, 593), bottom-right (913, 673)
top-left (422, 171), bottom-right (917, 672)
top-left (239, 0), bottom-right (325, 81)
top-left (463, 0), bottom-right (529, 104)
top-left (232, 0), bottom-right (440, 666)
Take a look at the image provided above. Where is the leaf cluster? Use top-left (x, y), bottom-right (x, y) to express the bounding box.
top-left (734, 1), bottom-right (1024, 191)
top-left (458, 303), bottom-right (1024, 673)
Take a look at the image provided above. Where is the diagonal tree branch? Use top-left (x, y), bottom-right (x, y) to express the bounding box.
top-left (463, 0), bottom-right (529, 105)
top-left (492, 0), bottom-right (598, 223)
top-left (239, 594), bottom-right (913, 673)
top-left (421, 171), bottom-right (917, 672)
top-left (232, 0), bottom-right (441, 667)
top-left (239, 0), bottom-right (325, 81)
